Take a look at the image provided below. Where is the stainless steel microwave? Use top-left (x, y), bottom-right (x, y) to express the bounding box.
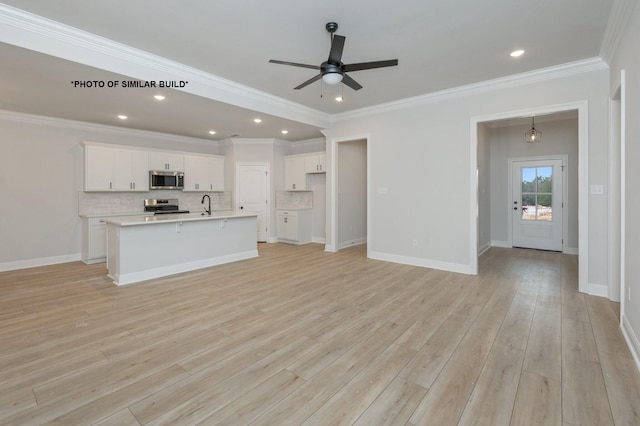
top-left (149, 170), bottom-right (184, 190)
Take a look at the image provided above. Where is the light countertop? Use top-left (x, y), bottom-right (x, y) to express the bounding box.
top-left (103, 211), bottom-right (257, 226)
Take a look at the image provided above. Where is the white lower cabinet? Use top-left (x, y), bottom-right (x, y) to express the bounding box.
top-left (82, 217), bottom-right (107, 263)
top-left (277, 210), bottom-right (312, 244)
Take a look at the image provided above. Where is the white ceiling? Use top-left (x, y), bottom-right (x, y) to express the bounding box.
top-left (0, 0), bottom-right (614, 141)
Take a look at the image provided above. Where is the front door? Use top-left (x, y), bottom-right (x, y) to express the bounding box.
top-left (237, 163), bottom-right (269, 242)
top-left (511, 159), bottom-right (564, 251)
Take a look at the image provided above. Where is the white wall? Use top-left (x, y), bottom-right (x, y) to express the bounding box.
top-left (0, 112), bottom-right (219, 269)
top-left (326, 65), bottom-right (609, 281)
top-left (337, 139), bottom-right (367, 249)
top-left (488, 117), bottom-right (579, 252)
top-left (609, 0), bottom-right (640, 366)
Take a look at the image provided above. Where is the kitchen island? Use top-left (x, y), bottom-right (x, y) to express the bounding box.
top-left (104, 212), bottom-right (258, 285)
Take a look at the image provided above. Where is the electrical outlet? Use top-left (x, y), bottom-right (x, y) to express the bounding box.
top-left (412, 239), bottom-right (418, 247)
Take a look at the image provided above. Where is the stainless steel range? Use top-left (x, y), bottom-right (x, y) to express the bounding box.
top-left (144, 198), bottom-right (190, 215)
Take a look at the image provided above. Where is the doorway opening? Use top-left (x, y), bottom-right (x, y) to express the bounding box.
top-left (328, 136), bottom-right (369, 254)
top-left (472, 102), bottom-right (587, 292)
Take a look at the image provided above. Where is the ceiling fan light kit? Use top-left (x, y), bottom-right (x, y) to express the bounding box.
top-left (269, 22), bottom-right (398, 91)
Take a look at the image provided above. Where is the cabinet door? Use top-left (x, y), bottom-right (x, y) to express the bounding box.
top-left (211, 157), bottom-right (225, 191)
top-left (183, 154), bottom-right (209, 191)
top-left (149, 152), bottom-right (184, 171)
top-left (284, 157), bottom-right (306, 190)
top-left (85, 145), bottom-right (115, 191)
top-left (113, 149), bottom-right (149, 191)
top-left (277, 214), bottom-right (298, 241)
top-left (304, 154), bottom-right (326, 173)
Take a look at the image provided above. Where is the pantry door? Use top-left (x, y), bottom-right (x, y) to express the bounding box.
top-left (236, 162), bottom-right (269, 242)
top-left (511, 159), bottom-right (564, 251)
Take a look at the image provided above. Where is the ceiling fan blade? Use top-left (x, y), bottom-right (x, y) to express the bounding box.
top-left (294, 73), bottom-right (323, 90)
top-left (342, 73), bottom-right (363, 91)
top-left (269, 59), bottom-right (320, 70)
top-left (343, 59), bottom-right (398, 72)
top-left (328, 35), bottom-right (346, 64)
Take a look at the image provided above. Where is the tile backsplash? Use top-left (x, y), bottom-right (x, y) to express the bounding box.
top-left (276, 191), bottom-right (313, 210)
top-left (79, 191), bottom-right (232, 216)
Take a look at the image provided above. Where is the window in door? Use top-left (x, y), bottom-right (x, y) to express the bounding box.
top-left (521, 166), bottom-right (553, 221)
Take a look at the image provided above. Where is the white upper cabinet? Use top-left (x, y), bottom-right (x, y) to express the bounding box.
top-left (113, 149), bottom-right (149, 191)
top-left (304, 153), bottom-right (326, 173)
top-left (183, 154), bottom-right (225, 192)
top-left (148, 152), bottom-right (184, 171)
top-left (84, 144), bottom-right (148, 192)
top-left (284, 156), bottom-right (306, 190)
top-left (85, 145), bottom-right (116, 191)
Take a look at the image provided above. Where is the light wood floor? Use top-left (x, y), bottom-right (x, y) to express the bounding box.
top-left (1, 243), bottom-right (639, 425)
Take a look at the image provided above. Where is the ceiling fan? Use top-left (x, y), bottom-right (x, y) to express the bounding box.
top-left (269, 22), bottom-right (398, 91)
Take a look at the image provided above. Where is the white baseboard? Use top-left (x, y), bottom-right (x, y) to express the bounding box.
top-left (312, 236), bottom-right (326, 244)
top-left (491, 240), bottom-right (511, 248)
top-left (621, 314), bottom-right (640, 373)
top-left (369, 251), bottom-right (474, 275)
top-left (337, 237), bottom-right (367, 250)
top-left (0, 253), bottom-right (81, 272)
top-left (564, 246), bottom-right (579, 255)
top-left (478, 243), bottom-right (491, 256)
top-left (588, 282), bottom-right (609, 298)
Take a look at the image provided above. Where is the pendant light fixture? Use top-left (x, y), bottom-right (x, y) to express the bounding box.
top-left (525, 117), bottom-right (542, 143)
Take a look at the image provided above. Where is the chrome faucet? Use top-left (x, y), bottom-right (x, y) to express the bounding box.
top-left (201, 194), bottom-right (212, 215)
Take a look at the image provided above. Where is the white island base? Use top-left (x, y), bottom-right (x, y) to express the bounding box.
top-left (105, 213), bottom-right (258, 285)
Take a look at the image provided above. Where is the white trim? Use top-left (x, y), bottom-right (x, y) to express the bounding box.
top-left (600, 0), bottom-right (638, 64)
top-left (312, 237), bottom-right (327, 244)
top-left (588, 283), bottom-right (609, 298)
top-left (337, 237), bottom-right (367, 250)
top-left (620, 70), bottom-right (627, 322)
top-left (621, 314), bottom-right (640, 373)
top-left (491, 240), bottom-right (511, 248)
top-left (110, 250), bottom-right (258, 285)
top-left (478, 243), bottom-right (491, 257)
top-left (333, 58), bottom-right (606, 123)
top-left (565, 247), bottom-right (579, 256)
top-left (0, 253), bottom-right (81, 272)
top-left (471, 101), bottom-right (589, 293)
top-left (0, 4), bottom-right (330, 129)
top-left (369, 251), bottom-right (474, 275)
top-left (0, 109), bottom-right (218, 147)
top-left (327, 133), bottom-right (371, 256)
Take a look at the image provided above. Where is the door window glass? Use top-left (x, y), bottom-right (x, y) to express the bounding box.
top-left (521, 166), bottom-right (553, 221)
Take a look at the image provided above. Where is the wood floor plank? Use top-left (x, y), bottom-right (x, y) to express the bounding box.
top-left (599, 353), bottom-right (640, 426)
top-left (510, 371), bottom-right (562, 426)
top-left (458, 343), bottom-right (525, 426)
top-left (352, 377), bottom-right (428, 426)
top-left (0, 244), bottom-right (638, 425)
top-left (408, 278), bottom-right (520, 425)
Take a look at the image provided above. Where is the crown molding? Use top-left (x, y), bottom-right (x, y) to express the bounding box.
top-left (332, 57), bottom-right (608, 123)
top-left (0, 109), bottom-right (220, 147)
top-left (600, 0), bottom-right (637, 64)
top-left (0, 3), bottom-right (331, 130)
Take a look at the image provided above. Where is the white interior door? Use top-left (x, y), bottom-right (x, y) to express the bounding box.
top-left (511, 159), bottom-right (564, 251)
top-left (237, 163), bottom-right (269, 242)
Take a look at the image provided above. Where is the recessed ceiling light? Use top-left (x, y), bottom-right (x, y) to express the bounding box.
top-left (335, 96), bottom-right (344, 102)
top-left (281, 130), bottom-right (289, 134)
top-left (253, 118), bottom-right (262, 124)
top-left (208, 130), bottom-right (216, 135)
top-left (510, 49), bottom-right (525, 58)
top-left (154, 95), bottom-right (165, 101)
top-left (117, 114), bottom-right (128, 120)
